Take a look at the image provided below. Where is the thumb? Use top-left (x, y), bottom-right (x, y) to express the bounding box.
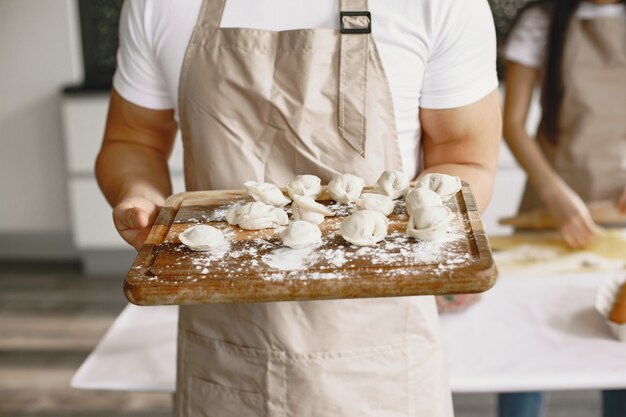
top-left (123, 207), bottom-right (149, 229)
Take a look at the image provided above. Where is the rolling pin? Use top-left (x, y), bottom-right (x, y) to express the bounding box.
top-left (499, 200), bottom-right (626, 230)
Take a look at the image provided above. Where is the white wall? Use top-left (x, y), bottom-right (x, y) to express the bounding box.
top-left (0, 0), bottom-right (82, 234)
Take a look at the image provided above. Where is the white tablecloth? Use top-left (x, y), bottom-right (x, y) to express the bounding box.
top-left (72, 303), bottom-right (177, 392)
top-left (72, 271), bottom-right (626, 393)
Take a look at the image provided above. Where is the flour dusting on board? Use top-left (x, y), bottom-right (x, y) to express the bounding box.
top-left (154, 196), bottom-right (474, 282)
top-left (262, 247), bottom-right (318, 270)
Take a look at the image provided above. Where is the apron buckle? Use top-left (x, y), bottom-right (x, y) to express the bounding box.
top-left (340, 11), bottom-right (372, 34)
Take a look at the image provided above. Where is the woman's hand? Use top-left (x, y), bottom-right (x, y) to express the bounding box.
top-left (617, 186), bottom-right (626, 214)
top-left (113, 196), bottom-right (161, 251)
top-left (542, 180), bottom-right (598, 249)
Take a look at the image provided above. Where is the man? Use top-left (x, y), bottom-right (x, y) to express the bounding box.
top-left (96, 0), bottom-right (501, 415)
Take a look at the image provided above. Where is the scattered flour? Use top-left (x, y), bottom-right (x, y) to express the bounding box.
top-left (151, 197), bottom-right (473, 281)
top-left (262, 247), bottom-right (317, 270)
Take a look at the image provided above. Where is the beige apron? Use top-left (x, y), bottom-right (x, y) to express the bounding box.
top-left (519, 16), bottom-right (626, 212)
top-left (175, 0), bottom-right (453, 416)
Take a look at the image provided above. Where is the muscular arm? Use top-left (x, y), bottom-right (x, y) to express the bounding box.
top-left (420, 89), bottom-right (502, 212)
top-left (95, 89), bottom-right (178, 249)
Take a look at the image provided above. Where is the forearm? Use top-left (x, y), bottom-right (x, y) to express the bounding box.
top-left (95, 141), bottom-right (172, 208)
top-left (503, 124), bottom-right (561, 202)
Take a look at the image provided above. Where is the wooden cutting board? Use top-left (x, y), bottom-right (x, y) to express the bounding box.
top-left (124, 183), bottom-right (497, 305)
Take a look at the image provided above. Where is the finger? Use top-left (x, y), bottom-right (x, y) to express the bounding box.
top-left (569, 226), bottom-right (590, 249)
top-left (572, 216), bottom-right (596, 247)
top-left (593, 224), bottom-right (607, 237)
top-left (560, 227), bottom-right (575, 249)
top-left (577, 213), bottom-right (597, 235)
top-left (563, 215), bottom-right (590, 241)
top-left (131, 208), bottom-right (149, 229)
top-left (113, 205), bottom-right (130, 231)
top-left (560, 227), bottom-right (579, 249)
top-left (118, 207), bottom-right (147, 230)
top-left (618, 192), bottom-right (626, 213)
top-left (146, 204), bottom-right (161, 227)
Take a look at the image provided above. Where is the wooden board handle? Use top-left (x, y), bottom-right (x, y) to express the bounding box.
top-left (499, 200), bottom-right (626, 229)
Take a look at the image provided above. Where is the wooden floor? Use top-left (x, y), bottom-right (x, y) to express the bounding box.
top-left (0, 262), bottom-right (601, 417)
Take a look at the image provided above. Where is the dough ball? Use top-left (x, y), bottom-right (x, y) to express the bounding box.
top-left (415, 173), bottom-right (462, 202)
top-left (291, 195), bottom-right (334, 225)
top-left (375, 170), bottom-right (410, 200)
top-left (340, 209), bottom-right (389, 246)
top-left (356, 193), bottom-right (395, 216)
top-left (406, 206), bottom-right (452, 241)
top-left (405, 187), bottom-right (443, 217)
top-left (286, 175), bottom-right (322, 200)
top-left (328, 173), bottom-right (365, 204)
top-left (179, 225), bottom-right (227, 251)
top-left (244, 181), bottom-right (291, 207)
top-left (280, 221), bottom-right (322, 249)
top-left (226, 202), bottom-right (289, 230)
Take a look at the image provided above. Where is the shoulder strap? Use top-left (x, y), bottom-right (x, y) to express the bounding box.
top-left (197, 0), bottom-right (228, 28)
top-left (338, 0), bottom-right (371, 156)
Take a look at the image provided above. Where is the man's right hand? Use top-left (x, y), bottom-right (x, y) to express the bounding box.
top-left (113, 196), bottom-right (161, 251)
top-left (97, 89), bottom-right (176, 252)
top-left (543, 180), bottom-right (598, 249)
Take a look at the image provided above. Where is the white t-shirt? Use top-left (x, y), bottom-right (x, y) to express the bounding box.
top-left (503, 2), bottom-right (626, 69)
top-left (114, 0), bottom-right (498, 179)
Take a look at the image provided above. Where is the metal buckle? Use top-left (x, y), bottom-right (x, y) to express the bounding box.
top-left (339, 11), bottom-right (371, 34)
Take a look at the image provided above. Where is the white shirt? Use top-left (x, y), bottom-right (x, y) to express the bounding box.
top-left (503, 2), bottom-right (626, 69)
top-left (114, 0), bottom-right (498, 179)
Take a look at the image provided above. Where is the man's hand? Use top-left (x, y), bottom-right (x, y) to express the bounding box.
top-left (543, 179), bottom-right (598, 249)
top-left (618, 186), bottom-right (626, 214)
top-left (113, 196), bottom-right (161, 251)
top-left (96, 89), bottom-right (177, 251)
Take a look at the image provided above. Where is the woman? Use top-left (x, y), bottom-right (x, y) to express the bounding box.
top-left (500, 0), bottom-right (626, 415)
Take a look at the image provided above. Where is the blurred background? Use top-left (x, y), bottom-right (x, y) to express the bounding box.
top-left (0, 0), bottom-right (610, 416)
top-left (0, 0), bottom-right (532, 274)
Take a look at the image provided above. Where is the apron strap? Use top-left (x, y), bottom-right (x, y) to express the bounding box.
top-left (197, 0), bottom-right (228, 28)
top-left (339, 0), bottom-right (371, 156)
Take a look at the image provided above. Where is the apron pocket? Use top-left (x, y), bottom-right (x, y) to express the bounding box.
top-left (188, 376), bottom-right (263, 417)
top-left (285, 340), bottom-right (417, 417)
top-left (179, 330), bottom-right (284, 417)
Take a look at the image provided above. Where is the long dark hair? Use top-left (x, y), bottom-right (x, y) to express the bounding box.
top-left (541, 0), bottom-right (584, 142)
top-left (504, 0), bottom-right (583, 142)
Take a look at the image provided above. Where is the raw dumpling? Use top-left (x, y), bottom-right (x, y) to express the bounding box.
top-left (406, 206), bottom-right (452, 241)
top-left (179, 225), bottom-right (228, 251)
top-left (375, 170), bottom-right (409, 200)
top-left (244, 181), bottom-right (291, 207)
top-left (291, 195), bottom-right (334, 225)
top-left (328, 173), bottom-right (365, 204)
top-left (415, 173), bottom-right (462, 202)
top-left (340, 209), bottom-right (389, 246)
top-left (226, 202), bottom-right (289, 230)
top-left (356, 193), bottom-right (395, 216)
top-left (280, 221), bottom-right (322, 249)
top-left (405, 187), bottom-right (443, 217)
top-left (286, 175), bottom-right (322, 200)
